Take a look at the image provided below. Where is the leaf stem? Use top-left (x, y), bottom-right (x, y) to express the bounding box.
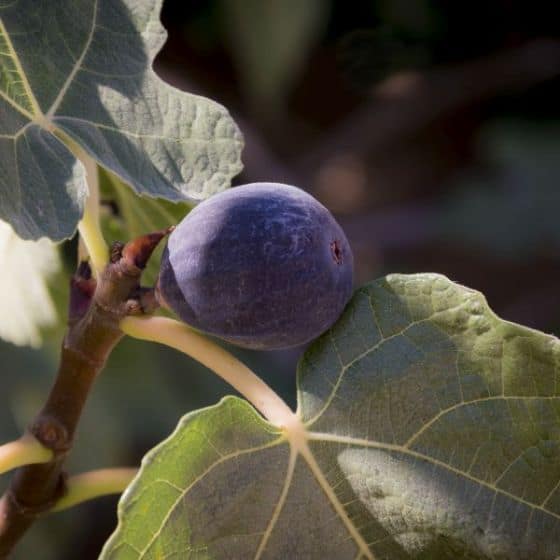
top-left (0, 435), bottom-right (53, 477)
top-left (121, 316), bottom-right (297, 428)
top-left (78, 204), bottom-right (108, 274)
top-left (52, 468), bottom-right (137, 513)
top-left (77, 152), bottom-right (109, 274)
top-left (57, 130), bottom-right (109, 274)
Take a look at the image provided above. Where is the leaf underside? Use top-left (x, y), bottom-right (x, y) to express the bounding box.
top-left (101, 273), bottom-right (560, 560)
top-left (0, 0), bottom-right (243, 241)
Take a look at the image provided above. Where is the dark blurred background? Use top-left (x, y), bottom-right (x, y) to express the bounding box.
top-left (2, 1), bottom-right (560, 557)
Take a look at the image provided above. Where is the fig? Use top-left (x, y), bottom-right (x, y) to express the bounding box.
top-left (157, 183), bottom-right (353, 349)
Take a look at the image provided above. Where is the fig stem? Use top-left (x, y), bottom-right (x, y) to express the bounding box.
top-left (51, 468), bottom-right (138, 513)
top-left (121, 316), bottom-right (297, 428)
top-left (0, 435), bottom-right (53, 477)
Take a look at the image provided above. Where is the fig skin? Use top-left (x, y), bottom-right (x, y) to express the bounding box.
top-left (157, 182), bottom-right (354, 350)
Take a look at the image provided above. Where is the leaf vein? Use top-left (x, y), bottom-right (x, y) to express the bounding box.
top-left (46, 0), bottom-right (98, 118)
top-left (307, 431), bottom-right (560, 522)
top-left (137, 437), bottom-right (285, 559)
top-left (254, 445), bottom-right (297, 560)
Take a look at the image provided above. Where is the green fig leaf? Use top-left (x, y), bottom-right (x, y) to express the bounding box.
top-left (102, 274), bottom-right (560, 559)
top-left (0, 0), bottom-right (242, 241)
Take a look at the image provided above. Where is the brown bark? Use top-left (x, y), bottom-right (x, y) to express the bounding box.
top-left (0, 229), bottom-right (170, 559)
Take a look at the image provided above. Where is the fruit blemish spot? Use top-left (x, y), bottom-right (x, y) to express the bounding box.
top-left (331, 240), bottom-right (342, 264)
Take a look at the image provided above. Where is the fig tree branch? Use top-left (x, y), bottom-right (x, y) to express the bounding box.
top-left (0, 230), bottom-right (170, 559)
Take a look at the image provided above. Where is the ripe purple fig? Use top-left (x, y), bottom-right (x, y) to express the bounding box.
top-left (157, 183), bottom-right (353, 349)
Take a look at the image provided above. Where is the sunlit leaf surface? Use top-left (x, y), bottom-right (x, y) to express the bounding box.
top-left (0, 0), bottom-right (242, 241)
top-left (102, 274), bottom-right (560, 559)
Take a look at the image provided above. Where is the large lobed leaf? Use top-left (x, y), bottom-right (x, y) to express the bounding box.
top-left (101, 274), bottom-right (560, 559)
top-left (0, 0), bottom-right (242, 241)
